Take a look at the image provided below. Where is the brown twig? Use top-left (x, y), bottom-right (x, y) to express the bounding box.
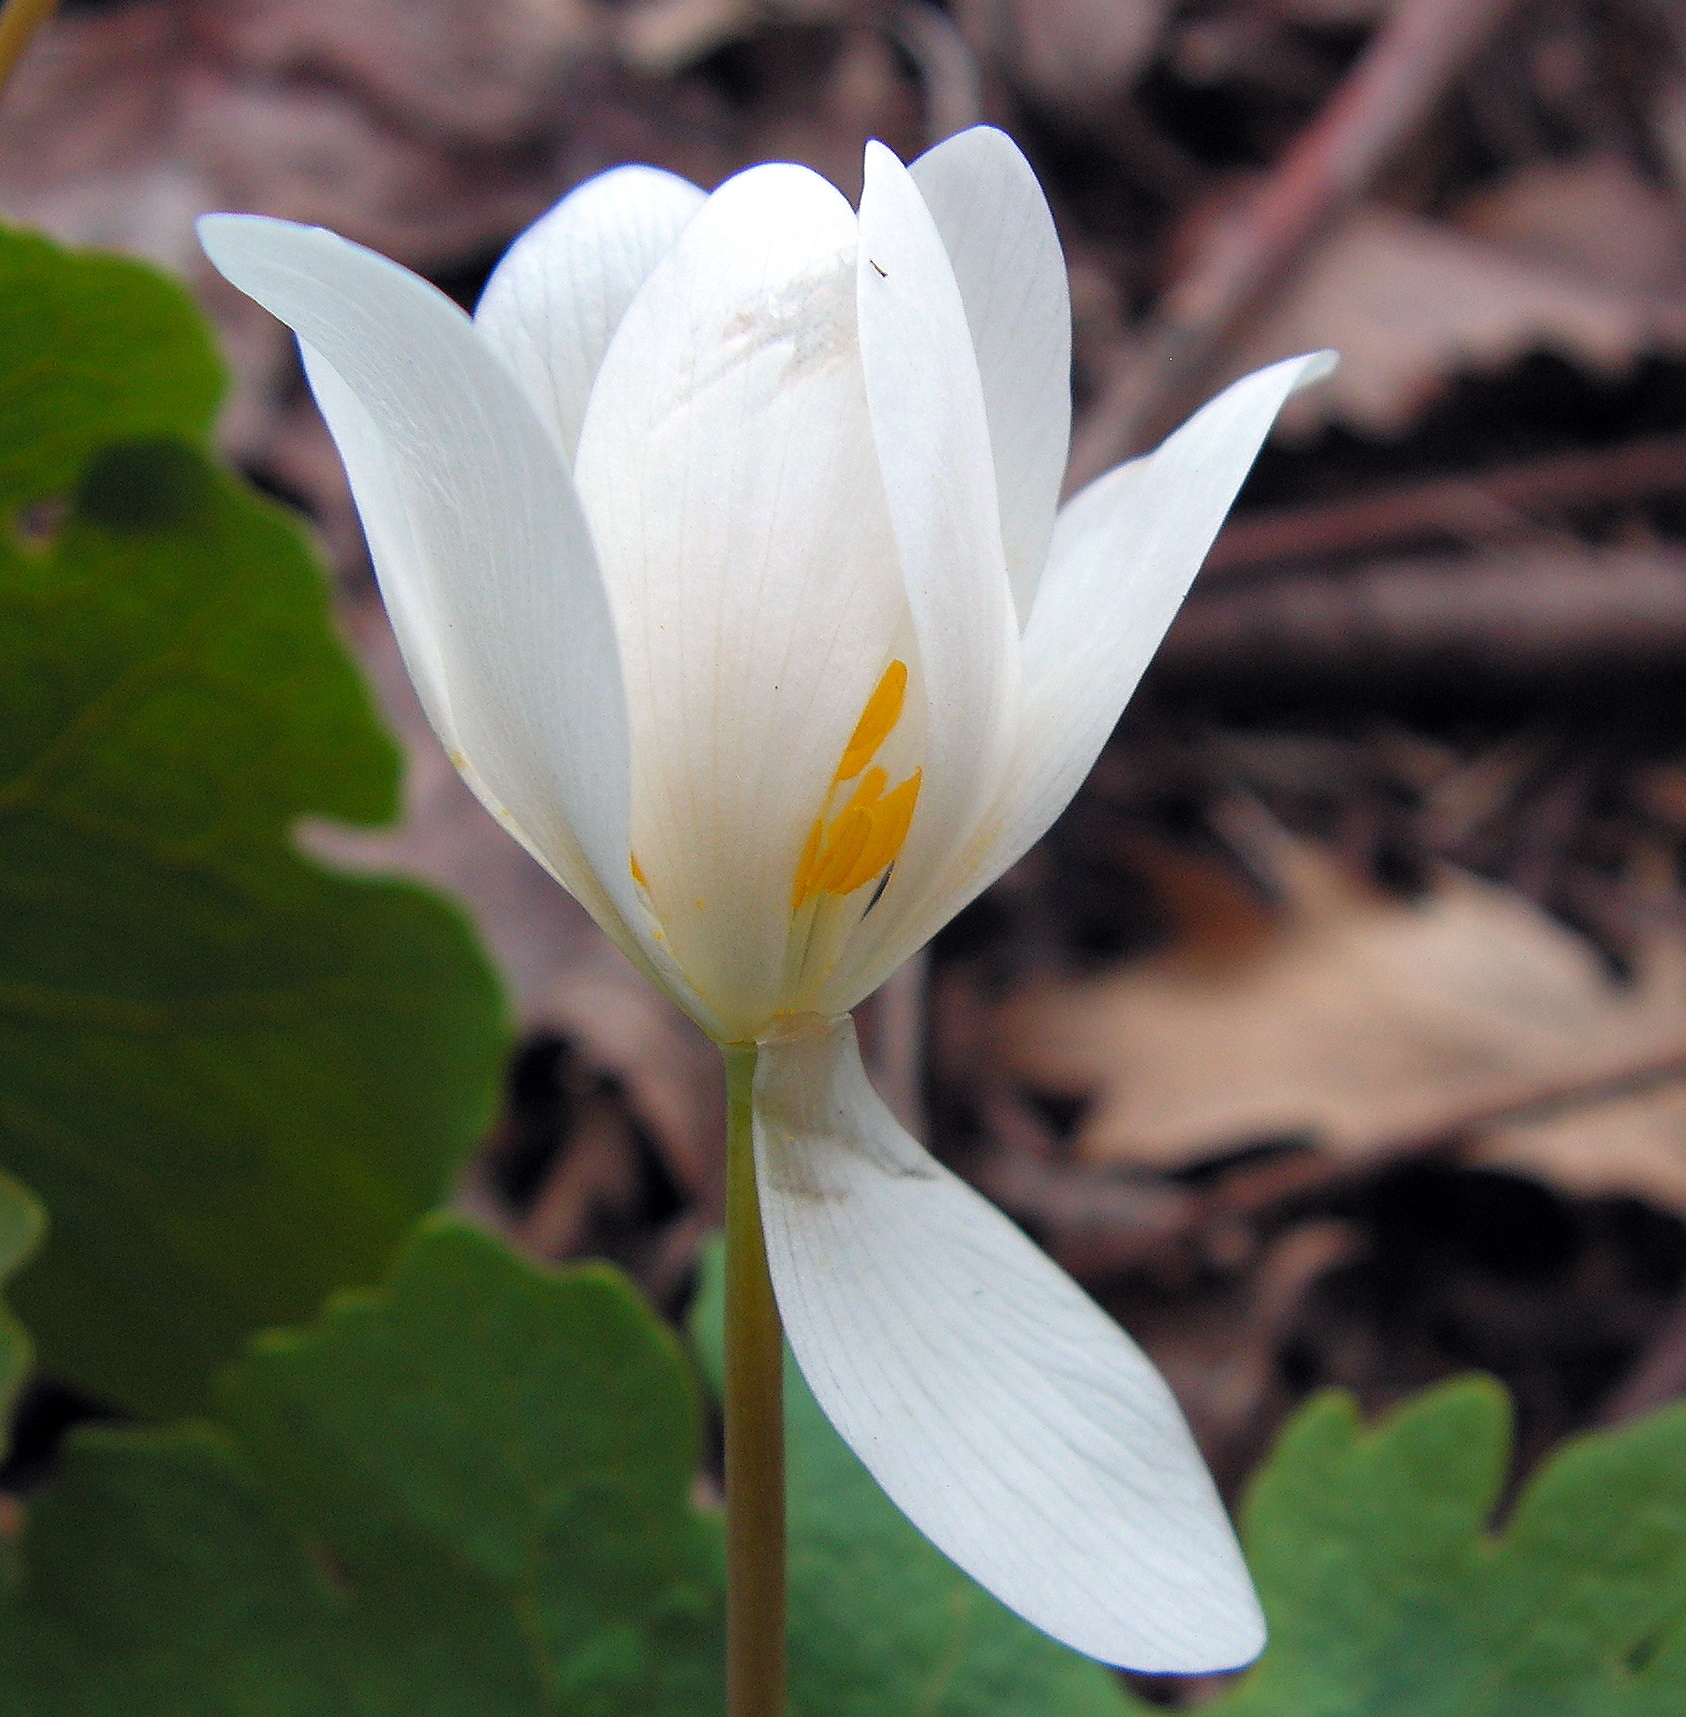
top-left (976, 1040), bottom-right (1686, 1287)
top-left (0, 0), bottom-right (55, 104)
top-left (1204, 432), bottom-right (1686, 583)
top-left (1158, 547), bottom-right (1686, 691)
top-left (1203, 1041), bottom-right (1686, 1233)
top-left (1065, 0), bottom-right (1527, 488)
top-left (891, 0), bottom-right (985, 145)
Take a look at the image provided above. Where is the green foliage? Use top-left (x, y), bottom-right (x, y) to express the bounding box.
top-left (0, 221), bottom-right (508, 1419)
top-left (688, 1238), bottom-right (1131, 1717)
top-left (0, 1220), bottom-right (724, 1715)
top-left (1196, 1377), bottom-right (1686, 1717)
top-left (0, 1220), bottom-right (1135, 1715)
top-left (9, 1216), bottom-right (1686, 1714)
top-left (0, 226), bottom-right (221, 515)
top-left (0, 1168), bottom-right (43, 1455)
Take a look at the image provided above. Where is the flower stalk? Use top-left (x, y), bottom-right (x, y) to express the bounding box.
top-left (724, 1044), bottom-right (785, 1717)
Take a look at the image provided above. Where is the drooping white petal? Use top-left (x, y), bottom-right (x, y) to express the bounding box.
top-left (997, 353), bottom-right (1335, 886)
top-left (855, 353), bottom-right (1336, 984)
top-left (475, 166), bottom-right (706, 465)
top-left (294, 350), bottom-right (455, 754)
top-left (296, 349), bottom-right (671, 998)
top-left (572, 164), bottom-right (907, 1041)
top-left (196, 214), bottom-right (679, 1012)
top-left (910, 126), bottom-right (1071, 629)
top-left (754, 1016), bottom-right (1265, 1672)
top-left (834, 142), bottom-right (1022, 1011)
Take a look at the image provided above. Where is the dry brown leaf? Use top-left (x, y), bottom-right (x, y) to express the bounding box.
top-left (1452, 154), bottom-right (1686, 300)
top-left (616, 0), bottom-right (760, 77)
top-left (1474, 1082), bottom-right (1686, 1217)
top-left (1221, 203), bottom-right (1686, 438)
top-left (1005, 0), bottom-right (1169, 107)
top-left (995, 831), bottom-right (1686, 1173)
top-left (196, 0), bottom-right (609, 150)
top-left (0, 0), bottom-right (735, 579)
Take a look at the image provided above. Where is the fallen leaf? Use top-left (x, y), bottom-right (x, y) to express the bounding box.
top-left (197, 0), bottom-right (609, 150)
top-left (1452, 153), bottom-right (1686, 299)
top-left (1005, 0), bottom-right (1170, 107)
top-left (996, 826), bottom-right (1686, 1173)
top-left (1474, 1080), bottom-right (1686, 1216)
top-left (1222, 203), bottom-right (1686, 438)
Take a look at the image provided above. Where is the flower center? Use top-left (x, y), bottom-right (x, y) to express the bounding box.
top-left (791, 659), bottom-right (922, 913)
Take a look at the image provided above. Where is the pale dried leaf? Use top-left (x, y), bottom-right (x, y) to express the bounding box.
top-left (995, 835), bottom-right (1686, 1172)
top-left (1453, 154), bottom-right (1686, 299)
top-left (199, 0), bottom-right (609, 148)
top-left (616, 0), bottom-right (759, 77)
top-left (1474, 1082), bottom-right (1686, 1217)
top-left (1006, 0), bottom-right (1170, 106)
top-left (1222, 204), bottom-right (1686, 438)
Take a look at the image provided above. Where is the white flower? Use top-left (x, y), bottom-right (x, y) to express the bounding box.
top-left (200, 127), bottom-right (1329, 1673)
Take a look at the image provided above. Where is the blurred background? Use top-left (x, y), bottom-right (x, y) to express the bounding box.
top-left (9, 0), bottom-right (1686, 1570)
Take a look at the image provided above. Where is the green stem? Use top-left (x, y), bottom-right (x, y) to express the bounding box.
top-left (0, 0), bottom-right (57, 103)
top-left (723, 1043), bottom-right (786, 1717)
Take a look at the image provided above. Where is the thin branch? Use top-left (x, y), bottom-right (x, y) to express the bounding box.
top-left (0, 0), bottom-right (56, 105)
top-left (1205, 431), bottom-right (1686, 583)
top-left (1066, 0), bottom-right (1526, 489)
top-left (1160, 547), bottom-right (1686, 690)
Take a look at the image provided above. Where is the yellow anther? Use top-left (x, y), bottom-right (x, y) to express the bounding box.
top-left (791, 661), bottom-right (920, 913)
top-left (840, 764), bottom-right (887, 818)
top-left (630, 851), bottom-right (649, 888)
top-left (831, 770), bottom-right (921, 897)
top-left (809, 807), bottom-right (870, 899)
top-left (835, 660), bottom-right (908, 783)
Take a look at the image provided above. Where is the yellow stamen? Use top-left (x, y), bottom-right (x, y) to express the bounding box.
top-left (791, 661), bottom-right (921, 913)
top-left (834, 660), bottom-right (907, 783)
top-left (831, 770), bottom-right (921, 897)
top-left (840, 764), bottom-right (887, 818)
top-left (630, 851), bottom-right (649, 888)
top-left (809, 805), bottom-right (874, 897)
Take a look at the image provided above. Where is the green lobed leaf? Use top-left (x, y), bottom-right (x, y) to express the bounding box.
top-left (0, 1220), bottom-right (1140, 1714)
top-left (0, 225), bottom-right (221, 515)
top-left (0, 1167), bottom-right (43, 1455)
top-left (688, 1237), bottom-right (1131, 1717)
top-left (0, 434), bottom-right (507, 1418)
top-left (0, 1219), bottom-right (726, 1715)
top-left (1198, 1377), bottom-right (1686, 1717)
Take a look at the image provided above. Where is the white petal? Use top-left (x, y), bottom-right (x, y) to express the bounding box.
top-left (475, 166), bottom-right (706, 465)
top-left (832, 142), bottom-right (1021, 1011)
top-left (998, 354), bottom-right (1334, 882)
top-left (301, 349), bottom-right (692, 1008)
top-left (755, 1016), bottom-right (1264, 1672)
top-left (573, 164), bottom-right (909, 1041)
top-left (295, 349), bottom-right (456, 753)
top-left (196, 214), bottom-right (682, 1011)
top-left (863, 352), bottom-right (1336, 976)
top-left (910, 126), bottom-right (1070, 629)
